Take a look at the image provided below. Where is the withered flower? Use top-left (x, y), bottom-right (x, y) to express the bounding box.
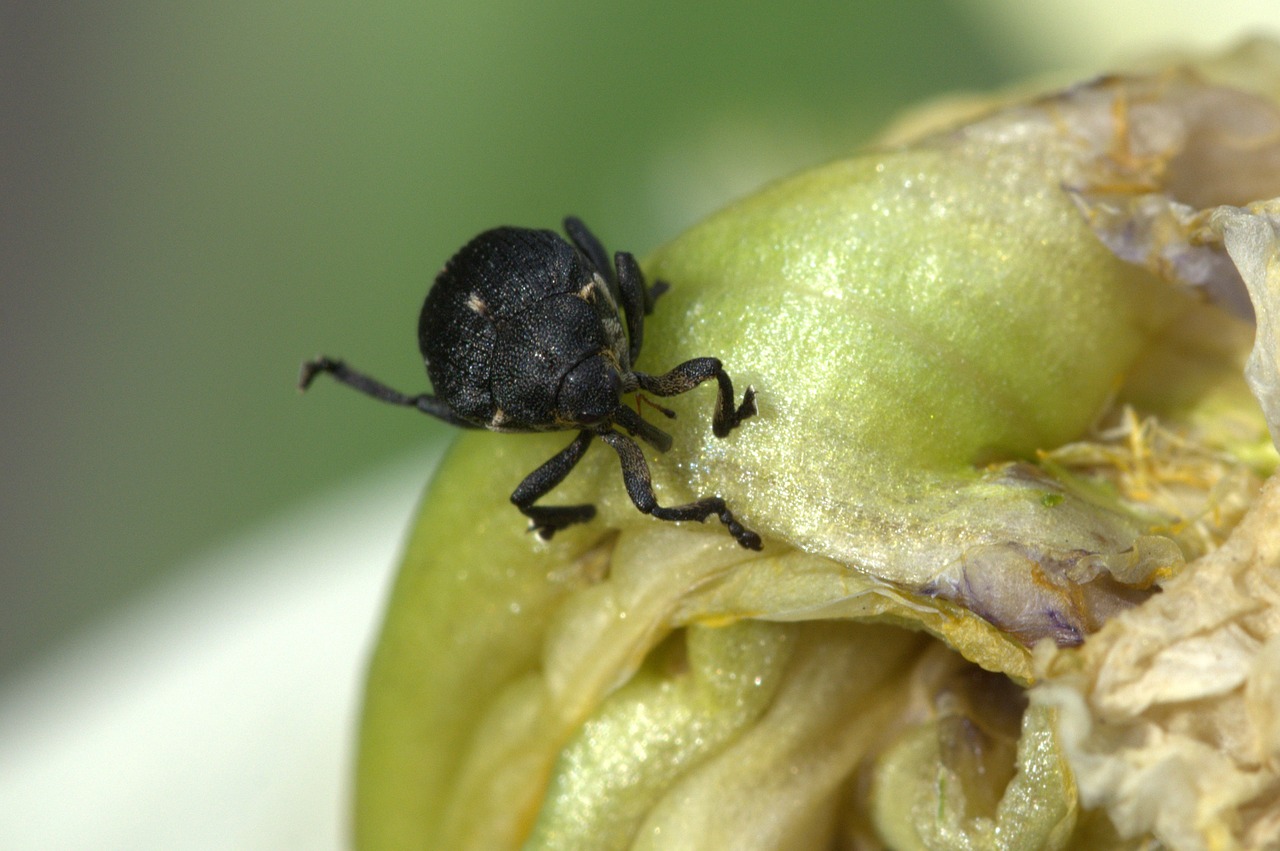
top-left (356, 41), bottom-right (1280, 850)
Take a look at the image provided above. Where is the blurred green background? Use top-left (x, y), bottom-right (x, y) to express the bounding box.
top-left (3, 0), bottom-right (1272, 677)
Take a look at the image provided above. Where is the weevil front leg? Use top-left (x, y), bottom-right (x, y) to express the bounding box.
top-left (510, 430), bottom-right (598, 539)
top-left (298, 356), bottom-right (480, 428)
top-left (634, 357), bottom-right (757, 438)
top-left (598, 430), bottom-right (762, 550)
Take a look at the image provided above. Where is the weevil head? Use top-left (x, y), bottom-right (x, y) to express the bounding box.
top-left (557, 353), bottom-right (622, 427)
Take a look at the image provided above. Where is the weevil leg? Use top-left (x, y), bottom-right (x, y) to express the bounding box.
top-left (510, 430), bottom-right (598, 539)
top-left (563, 216), bottom-right (666, 363)
top-left (614, 404), bottom-right (673, 453)
top-left (614, 251), bottom-right (669, 363)
top-left (598, 430), bottom-right (761, 550)
top-left (563, 217), bottom-right (636, 351)
top-left (298, 356), bottom-right (480, 428)
top-left (633, 357), bottom-right (757, 438)
top-left (563, 216), bottom-right (614, 282)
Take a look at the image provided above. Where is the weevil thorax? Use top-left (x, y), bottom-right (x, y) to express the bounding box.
top-left (418, 227), bottom-right (629, 432)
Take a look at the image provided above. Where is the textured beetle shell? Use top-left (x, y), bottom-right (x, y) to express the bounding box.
top-left (418, 227), bottom-right (628, 430)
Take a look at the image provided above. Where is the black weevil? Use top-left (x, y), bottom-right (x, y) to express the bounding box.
top-left (300, 217), bottom-right (761, 549)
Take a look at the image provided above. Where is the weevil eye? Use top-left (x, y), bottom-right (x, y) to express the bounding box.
top-left (558, 355), bottom-right (620, 425)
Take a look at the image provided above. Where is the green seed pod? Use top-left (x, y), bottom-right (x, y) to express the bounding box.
top-left (355, 41), bottom-right (1280, 851)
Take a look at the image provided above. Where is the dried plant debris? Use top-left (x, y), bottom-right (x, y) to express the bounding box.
top-left (1034, 475), bottom-right (1280, 850)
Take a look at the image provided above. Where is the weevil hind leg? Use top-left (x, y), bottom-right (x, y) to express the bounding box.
top-left (633, 357), bottom-right (757, 438)
top-left (510, 430), bottom-right (598, 539)
top-left (298, 356), bottom-right (479, 428)
top-left (599, 430), bottom-right (761, 550)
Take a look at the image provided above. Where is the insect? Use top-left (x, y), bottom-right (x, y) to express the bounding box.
top-left (300, 216), bottom-right (762, 549)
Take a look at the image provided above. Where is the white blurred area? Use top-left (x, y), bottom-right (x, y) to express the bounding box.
top-left (961, 0), bottom-right (1279, 70)
top-left (1, 2), bottom-right (1276, 849)
top-left (0, 456), bottom-right (434, 850)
